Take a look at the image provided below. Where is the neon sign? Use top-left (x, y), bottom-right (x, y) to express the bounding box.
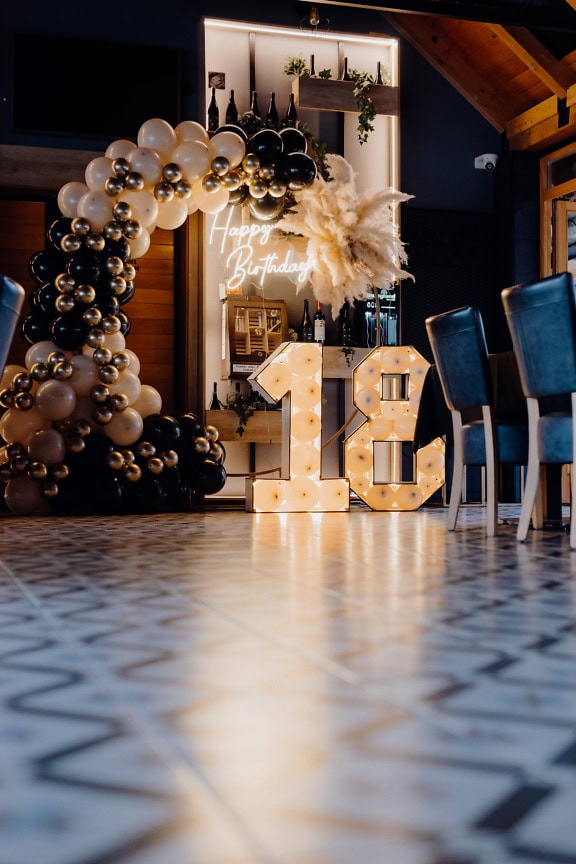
top-left (209, 209), bottom-right (311, 292)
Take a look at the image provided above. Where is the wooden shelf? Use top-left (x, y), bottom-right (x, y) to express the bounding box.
top-left (292, 77), bottom-right (399, 115)
top-left (205, 409), bottom-right (282, 443)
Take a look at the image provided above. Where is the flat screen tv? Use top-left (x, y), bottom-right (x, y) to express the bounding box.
top-left (12, 33), bottom-right (181, 140)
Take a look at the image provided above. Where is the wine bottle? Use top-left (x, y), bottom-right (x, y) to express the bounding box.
top-left (341, 57), bottom-right (351, 81)
top-left (225, 90), bottom-right (238, 124)
top-left (338, 301), bottom-right (353, 346)
top-left (250, 90), bottom-right (261, 119)
top-left (209, 381), bottom-right (221, 409)
top-left (376, 61), bottom-right (384, 85)
top-left (266, 92), bottom-right (279, 130)
top-left (207, 87), bottom-right (219, 132)
top-left (299, 299), bottom-right (313, 342)
top-left (283, 93), bottom-right (298, 128)
top-left (309, 54), bottom-right (316, 77)
top-left (314, 301), bottom-right (326, 344)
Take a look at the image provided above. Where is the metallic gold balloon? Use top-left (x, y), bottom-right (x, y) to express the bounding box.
top-left (0, 388), bottom-right (14, 408)
top-left (112, 351), bottom-right (131, 371)
top-left (163, 162), bottom-right (182, 183)
top-left (123, 263), bottom-right (136, 282)
top-left (93, 405), bottom-right (113, 425)
top-left (14, 392), bottom-right (34, 411)
top-left (125, 171), bottom-right (145, 191)
top-left (71, 216), bottom-right (92, 236)
top-left (93, 347), bottom-right (113, 366)
top-left (209, 441), bottom-right (225, 462)
top-left (202, 174), bottom-right (221, 193)
top-left (109, 393), bottom-right (128, 412)
top-left (222, 170), bottom-right (242, 191)
top-left (13, 372), bottom-right (33, 392)
top-left (50, 463), bottom-right (69, 481)
top-left (52, 361), bottom-right (74, 381)
top-left (174, 180), bottom-right (192, 199)
top-left (106, 450), bottom-right (125, 470)
top-left (120, 449), bottom-right (136, 464)
top-left (73, 419), bottom-right (92, 438)
top-left (204, 425), bottom-right (220, 441)
top-left (102, 315), bottom-right (121, 334)
top-left (154, 181), bottom-right (174, 202)
top-left (55, 294), bottom-right (76, 314)
top-left (66, 435), bottom-right (85, 454)
top-left (83, 307), bottom-right (102, 327)
top-left (90, 384), bottom-right (110, 403)
top-left (55, 273), bottom-right (76, 293)
top-left (6, 442), bottom-right (25, 459)
top-left (85, 328), bottom-right (106, 348)
top-left (11, 454), bottom-right (29, 474)
top-left (193, 437), bottom-right (210, 454)
top-left (30, 362), bottom-right (51, 383)
top-left (242, 153), bottom-right (261, 174)
top-left (146, 456), bottom-right (164, 474)
top-left (108, 276), bottom-right (127, 296)
top-left (29, 461), bottom-right (48, 481)
top-left (211, 156), bottom-right (230, 177)
top-left (124, 462), bottom-right (142, 482)
top-left (41, 480), bottom-right (59, 498)
top-left (112, 200), bottom-right (132, 221)
top-left (112, 157), bottom-right (130, 177)
top-left (122, 219), bottom-right (142, 240)
top-left (85, 232), bottom-right (106, 252)
top-left (104, 176), bottom-right (125, 197)
top-left (60, 233), bottom-right (83, 253)
top-left (105, 256), bottom-right (124, 275)
top-left (249, 179), bottom-right (268, 199)
top-left (136, 441), bottom-right (156, 458)
top-left (74, 284), bottom-right (96, 304)
top-left (260, 163), bottom-right (276, 180)
top-left (98, 365), bottom-right (119, 385)
top-left (161, 449), bottom-right (179, 468)
top-left (103, 220), bottom-right (123, 241)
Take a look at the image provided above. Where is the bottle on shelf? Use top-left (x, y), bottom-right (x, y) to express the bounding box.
top-left (299, 298), bottom-right (314, 342)
top-left (314, 301), bottom-right (326, 344)
top-left (341, 57), bottom-right (351, 81)
top-left (209, 382), bottom-right (221, 410)
top-left (250, 90), bottom-right (261, 119)
top-left (309, 54), bottom-right (316, 77)
top-left (207, 87), bottom-right (219, 132)
top-left (225, 90), bottom-right (238, 124)
top-left (266, 92), bottom-right (279, 129)
top-left (376, 61), bottom-right (384, 85)
top-left (282, 93), bottom-right (298, 128)
top-left (338, 301), bottom-right (353, 346)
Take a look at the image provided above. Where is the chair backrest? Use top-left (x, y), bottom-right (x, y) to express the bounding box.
top-left (425, 305), bottom-right (492, 412)
top-left (501, 272), bottom-right (576, 400)
top-left (0, 275), bottom-right (25, 376)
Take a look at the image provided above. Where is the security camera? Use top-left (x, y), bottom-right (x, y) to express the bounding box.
top-left (474, 153), bottom-right (499, 172)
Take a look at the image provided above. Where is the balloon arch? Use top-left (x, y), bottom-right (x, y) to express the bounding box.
top-left (0, 117), bottom-right (318, 515)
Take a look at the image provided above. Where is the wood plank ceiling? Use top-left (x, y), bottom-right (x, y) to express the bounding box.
top-left (305, 0), bottom-right (576, 153)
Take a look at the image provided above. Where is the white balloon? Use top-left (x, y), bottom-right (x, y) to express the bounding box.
top-left (192, 180), bottom-right (230, 214)
top-left (119, 190), bottom-right (159, 227)
top-left (175, 120), bottom-right (210, 146)
top-left (102, 332), bottom-right (126, 352)
top-left (130, 384), bottom-right (162, 417)
top-left (126, 229), bottom-right (151, 259)
top-left (108, 370), bottom-right (142, 404)
top-left (57, 181), bottom-right (89, 218)
top-left (77, 191), bottom-right (114, 232)
top-left (105, 407), bottom-right (143, 446)
top-left (127, 147), bottom-right (163, 187)
top-left (155, 198), bottom-right (189, 230)
top-left (105, 139), bottom-right (137, 160)
top-left (24, 342), bottom-right (65, 368)
top-left (85, 156), bottom-right (113, 191)
top-left (137, 118), bottom-right (177, 160)
top-left (1, 364), bottom-right (27, 388)
top-left (209, 131), bottom-right (246, 168)
top-left (0, 406), bottom-right (50, 446)
top-left (27, 428), bottom-right (67, 466)
top-left (69, 353), bottom-right (100, 396)
top-left (123, 350), bottom-right (141, 376)
top-left (171, 141), bottom-right (211, 183)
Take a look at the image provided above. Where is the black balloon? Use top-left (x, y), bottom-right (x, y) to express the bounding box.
top-left (178, 413), bottom-right (204, 440)
top-left (36, 282), bottom-right (59, 316)
top-left (50, 311), bottom-right (87, 351)
top-left (92, 292), bottom-right (120, 316)
top-left (279, 127), bottom-right (307, 154)
top-left (215, 124), bottom-right (248, 142)
top-left (66, 252), bottom-right (102, 284)
top-left (21, 312), bottom-right (51, 345)
top-left (248, 194), bottom-right (285, 222)
top-left (247, 129), bottom-right (283, 163)
top-left (228, 185), bottom-right (249, 206)
top-left (47, 217), bottom-right (73, 252)
top-left (282, 152), bottom-right (317, 190)
top-left (118, 280), bottom-right (136, 306)
top-left (104, 237), bottom-right (131, 261)
top-left (192, 458), bottom-right (227, 495)
top-left (29, 249), bottom-right (66, 285)
top-left (142, 414), bottom-right (181, 451)
top-left (116, 310), bottom-right (131, 337)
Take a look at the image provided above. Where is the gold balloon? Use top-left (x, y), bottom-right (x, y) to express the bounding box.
top-left (6, 443), bottom-right (25, 460)
top-left (125, 171), bottom-right (145, 191)
top-left (223, 171), bottom-right (242, 191)
top-left (109, 276), bottom-right (127, 296)
top-left (174, 180), bottom-right (192, 199)
top-left (161, 449), bottom-right (179, 468)
top-left (50, 463), bottom-right (69, 481)
top-left (98, 365), bottom-right (119, 385)
top-left (52, 361), bottom-right (74, 380)
top-left (14, 392), bottom-right (34, 411)
top-left (41, 480), bottom-right (59, 498)
top-left (85, 328), bottom-right (106, 348)
top-left (194, 437), bottom-right (210, 454)
top-left (122, 219), bottom-right (142, 240)
top-left (146, 456), bottom-right (164, 474)
top-left (83, 307), bottom-right (102, 327)
top-left (0, 389), bottom-right (14, 408)
top-left (11, 454), bottom-right (29, 474)
top-left (30, 363), bottom-right (51, 383)
top-left (136, 441), bottom-right (156, 458)
top-left (29, 461), bottom-right (48, 481)
top-left (202, 174), bottom-right (221, 193)
top-left (260, 163), bottom-right (275, 180)
top-left (112, 157), bottom-right (130, 177)
top-left (74, 284), bottom-right (96, 304)
top-left (163, 163), bottom-right (182, 183)
top-left (55, 273), bottom-right (75, 293)
top-left (242, 153), bottom-right (261, 174)
top-left (106, 256), bottom-right (124, 275)
top-left (106, 450), bottom-right (125, 470)
top-left (104, 176), bottom-right (125, 197)
top-left (71, 216), bottom-right (92, 236)
top-left (102, 316), bottom-right (121, 334)
top-left (67, 435), bottom-right (85, 454)
top-left (109, 393), bottom-right (128, 412)
top-left (60, 233), bottom-right (83, 253)
top-left (154, 181), bottom-right (174, 202)
top-left (249, 179), bottom-right (268, 199)
top-left (103, 220), bottom-right (123, 241)
top-left (123, 263), bottom-right (136, 281)
top-left (85, 232), bottom-right (106, 252)
top-left (112, 351), bottom-right (131, 371)
top-left (48, 351), bottom-right (67, 367)
top-left (93, 405), bottom-right (113, 425)
top-left (120, 449), bottom-right (136, 464)
top-left (13, 372), bottom-right (33, 392)
top-left (55, 295), bottom-right (76, 314)
top-left (112, 200), bottom-right (131, 221)
top-left (90, 384), bottom-right (110, 403)
top-left (73, 419), bottom-right (92, 438)
top-left (211, 156), bottom-right (230, 177)
top-left (204, 425), bottom-right (220, 441)
top-left (93, 347), bottom-right (113, 366)
top-left (124, 462), bottom-right (142, 482)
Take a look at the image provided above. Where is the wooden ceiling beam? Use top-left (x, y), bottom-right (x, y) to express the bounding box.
top-left (487, 24), bottom-right (575, 98)
top-left (383, 12), bottom-right (509, 131)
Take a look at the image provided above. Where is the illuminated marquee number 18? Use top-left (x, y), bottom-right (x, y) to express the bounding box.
top-left (246, 342), bottom-right (350, 512)
top-left (344, 346), bottom-right (445, 510)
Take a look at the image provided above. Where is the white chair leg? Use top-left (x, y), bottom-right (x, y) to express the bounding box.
top-left (518, 399), bottom-right (540, 542)
top-left (448, 411), bottom-right (463, 531)
top-left (482, 406), bottom-right (497, 537)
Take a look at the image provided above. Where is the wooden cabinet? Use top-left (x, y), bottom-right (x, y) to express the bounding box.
top-left (224, 298), bottom-right (288, 379)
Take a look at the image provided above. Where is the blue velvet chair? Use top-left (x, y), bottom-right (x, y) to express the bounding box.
top-left (0, 275), bottom-right (25, 375)
top-left (425, 305), bottom-right (528, 536)
top-left (501, 271), bottom-right (576, 547)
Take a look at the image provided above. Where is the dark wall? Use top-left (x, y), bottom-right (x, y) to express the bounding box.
top-left (0, 1), bottom-right (540, 355)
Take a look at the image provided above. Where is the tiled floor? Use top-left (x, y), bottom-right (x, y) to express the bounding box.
top-left (1, 499), bottom-right (576, 864)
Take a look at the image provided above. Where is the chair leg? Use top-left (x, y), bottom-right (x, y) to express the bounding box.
top-left (482, 406), bottom-right (497, 537)
top-left (570, 395), bottom-right (576, 549)
top-left (447, 412), bottom-right (463, 531)
top-left (518, 399), bottom-right (540, 542)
